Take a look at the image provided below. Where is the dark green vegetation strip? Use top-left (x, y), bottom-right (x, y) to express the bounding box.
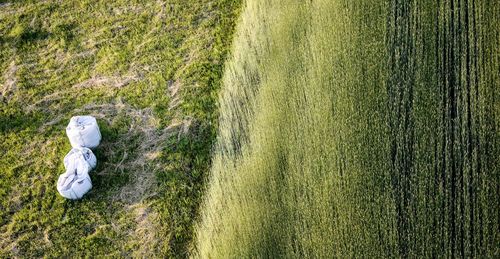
top-left (195, 0), bottom-right (498, 257)
top-left (0, 0), bottom-right (240, 257)
top-left (387, 0), bottom-right (498, 256)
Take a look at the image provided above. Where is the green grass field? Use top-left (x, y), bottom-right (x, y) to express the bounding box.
top-left (0, 0), bottom-right (240, 257)
top-left (194, 0), bottom-right (499, 257)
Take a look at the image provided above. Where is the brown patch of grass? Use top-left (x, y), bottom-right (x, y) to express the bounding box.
top-left (72, 74), bottom-right (139, 89)
top-left (0, 61), bottom-right (18, 102)
top-left (168, 80), bottom-right (182, 111)
top-left (125, 203), bottom-right (161, 257)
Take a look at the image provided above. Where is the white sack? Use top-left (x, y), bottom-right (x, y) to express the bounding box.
top-left (57, 148), bottom-right (96, 200)
top-left (66, 116), bottom-right (101, 149)
top-left (63, 147), bottom-right (97, 171)
top-left (57, 172), bottom-right (92, 200)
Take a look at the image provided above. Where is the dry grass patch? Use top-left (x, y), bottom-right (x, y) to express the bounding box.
top-left (0, 61), bottom-right (18, 102)
top-left (73, 74), bottom-right (140, 89)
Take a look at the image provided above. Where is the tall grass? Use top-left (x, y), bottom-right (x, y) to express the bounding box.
top-left (194, 0), bottom-right (499, 257)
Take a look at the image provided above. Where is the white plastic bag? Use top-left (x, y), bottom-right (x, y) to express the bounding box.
top-left (66, 116), bottom-right (101, 149)
top-left (57, 148), bottom-right (97, 200)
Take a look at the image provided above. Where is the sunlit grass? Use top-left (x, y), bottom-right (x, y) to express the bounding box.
top-left (194, 0), bottom-right (499, 257)
top-left (0, 0), bottom-right (241, 257)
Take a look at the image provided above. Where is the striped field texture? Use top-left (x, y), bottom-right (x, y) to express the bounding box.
top-left (194, 0), bottom-right (498, 257)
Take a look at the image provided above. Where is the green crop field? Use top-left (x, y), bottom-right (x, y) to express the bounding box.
top-left (194, 0), bottom-right (499, 258)
top-left (1, 0), bottom-right (498, 258)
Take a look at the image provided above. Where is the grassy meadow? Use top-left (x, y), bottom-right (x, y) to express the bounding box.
top-left (0, 0), bottom-right (240, 257)
top-left (194, 0), bottom-right (499, 257)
